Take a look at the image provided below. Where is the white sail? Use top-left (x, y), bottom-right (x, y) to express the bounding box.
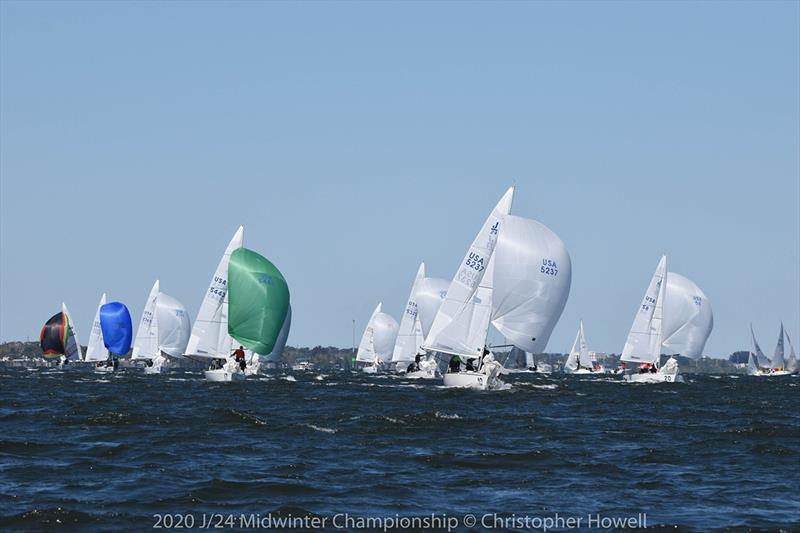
top-left (356, 303), bottom-right (382, 363)
top-left (415, 277), bottom-right (448, 339)
top-left (747, 351), bottom-right (759, 375)
top-left (155, 292), bottom-right (191, 358)
top-left (372, 312), bottom-right (399, 363)
top-left (185, 226), bottom-right (243, 359)
top-left (662, 272), bottom-right (714, 358)
top-left (750, 325), bottom-right (771, 368)
top-left (772, 323), bottom-right (785, 369)
top-left (491, 214), bottom-right (572, 353)
top-left (85, 293), bottom-right (109, 362)
top-left (261, 304), bottom-right (292, 362)
top-left (785, 330), bottom-right (798, 373)
top-left (621, 256), bottom-right (667, 365)
top-left (61, 303), bottom-right (83, 361)
top-left (132, 280), bottom-right (160, 360)
top-left (578, 320), bottom-right (592, 368)
top-left (392, 262), bottom-right (426, 363)
top-left (564, 326), bottom-right (581, 372)
top-left (424, 187), bottom-right (514, 358)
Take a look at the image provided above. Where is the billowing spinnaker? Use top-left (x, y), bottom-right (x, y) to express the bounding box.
top-left (227, 247), bottom-right (290, 355)
top-left (156, 292), bottom-right (191, 358)
top-left (415, 277), bottom-right (448, 339)
top-left (750, 325), bottom-right (771, 368)
top-left (85, 293), bottom-right (109, 361)
top-left (772, 324), bottom-right (785, 369)
top-left (491, 215), bottom-right (571, 353)
top-left (262, 304), bottom-right (291, 362)
top-left (621, 256), bottom-right (667, 365)
top-left (661, 272), bottom-right (713, 359)
top-left (40, 312), bottom-right (68, 359)
top-left (99, 302), bottom-right (133, 356)
top-left (356, 303), bottom-right (382, 363)
top-left (132, 280), bottom-right (160, 360)
top-left (372, 312), bottom-right (399, 363)
top-left (185, 226), bottom-right (243, 357)
top-left (392, 262), bottom-right (426, 363)
top-left (425, 187), bottom-right (514, 357)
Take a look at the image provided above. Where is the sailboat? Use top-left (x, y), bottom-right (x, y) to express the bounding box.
top-left (748, 324), bottom-right (792, 376)
top-left (564, 321), bottom-right (600, 374)
top-left (39, 303), bottom-right (83, 367)
top-left (185, 226), bottom-right (246, 381)
top-left (491, 212), bottom-right (571, 375)
top-left (423, 187), bottom-right (514, 390)
top-left (785, 329), bottom-right (798, 374)
top-left (619, 256), bottom-right (683, 383)
top-left (131, 280), bottom-right (191, 374)
top-left (93, 301), bottom-right (133, 372)
top-left (391, 262), bottom-right (438, 378)
top-left (356, 302), bottom-right (399, 373)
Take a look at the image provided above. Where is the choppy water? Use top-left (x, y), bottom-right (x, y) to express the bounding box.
top-left (1, 366), bottom-right (798, 532)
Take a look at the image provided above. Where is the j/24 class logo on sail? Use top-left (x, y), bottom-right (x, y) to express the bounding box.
top-left (540, 258), bottom-right (558, 276)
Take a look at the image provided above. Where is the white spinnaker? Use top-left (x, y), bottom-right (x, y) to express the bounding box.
top-left (785, 330), bottom-right (798, 373)
top-left (185, 226), bottom-right (243, 358)
top-left (132, 280), bottom-right (160, 360)
top-left (662, 272), bottom-right (714, 359)
top-left (356, 303), bottom-right (382, 363)
top-left (750, 325), bottom-right (771, 368)
top-left (372, 312), bottom-right (399, 363)
top-left (261, 304), bottom-right (292, 362)
top-left (424, 187), bottom-right (514, 358)
top-left (392, 262), bottom-right (426, 363)
top-left (772, 324), bottom-right (785, 369)
top-left (156, 292), bottom-right (191, 358)
top-left (85, 293), bottom-right (109, 362)
top-left (415, 277), bottom-right (448, 339)
top-left (61, 303), bottom-right (83, 361)
top-left (491, 214), bottom-right (571, 353)
top-left (621, 256), bottom-right (667, 365)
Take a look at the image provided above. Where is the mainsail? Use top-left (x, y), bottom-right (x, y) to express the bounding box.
top-left (99, 302), bottom-right (133, 356)
top-left (356, 303), bottom-right (382, 363)
top-left (185, 226), bottom-right (243, 358)
top-left (662, 272), bottom-right (714, 358)
top-left (415, 277), bottom-right (448, 339)
top-left (785, 330), bottom-right (798, 373)
top-left (772, 323), bottom-right (785, 370)
top-left (85, 294), bottom-right (109, 362)
top-left (491, 214), bottom-right (571, 353)
top-left (620, 256), bottom-right (667, 365)
top-left (132, 280), bottom-right (161, 360)
top-left (392, 262), bottom-right (426, 364)
top-left (424, 187), bottom-right (514, 358)
top-left (750, 325), bottom-right (771, 368)
top-left (227, 247), bottom-right (290, 355)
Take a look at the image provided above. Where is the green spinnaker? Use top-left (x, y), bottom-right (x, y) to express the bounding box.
top-left (227, 247), bottom-right (290, 354)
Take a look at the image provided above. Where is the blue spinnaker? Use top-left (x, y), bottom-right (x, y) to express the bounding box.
top-left (100, 302), bottom-right (133, 355)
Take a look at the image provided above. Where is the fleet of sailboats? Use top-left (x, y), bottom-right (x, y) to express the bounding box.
top-left (33, 188), bottom-right (793, 386)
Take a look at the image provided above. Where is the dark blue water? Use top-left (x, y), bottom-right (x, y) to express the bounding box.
top-left (1, 367), bottom-right (798, 532)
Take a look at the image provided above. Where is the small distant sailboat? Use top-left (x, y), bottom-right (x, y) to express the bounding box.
top-left (131, 280), bottom-right (191, 374)
top-left (423, 187), bottom-right (514, 390)
top-left (564, 321), bottom-right (601, 374)
top-left (356, 302), bottom-right (399, 373)
top-left (748, 324), bottom-right (792, 376)
top-left (619, 256), bottom-right (683, 383)
top-left (391, 262), bottom-right (438, 378)
top-left (39, 303), bottom-right (83, 367)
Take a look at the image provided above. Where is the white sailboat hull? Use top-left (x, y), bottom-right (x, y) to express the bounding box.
top-left (144, 364), bottom-right (167, 375)
top-left (204, 369), bottom-right (245, 382)
top-left (442, 366), bottom-right (505, 390)
top-left (94, 365), bottom-right (115, 374)
top-left (362, 365), bottom-right (378, 374)
top-left (751, 370), bottom-right (792, 377)
top-left (624, 370), bottom-right (683, 383)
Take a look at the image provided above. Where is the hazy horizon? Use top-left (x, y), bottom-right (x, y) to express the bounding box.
top-left (1, 2), bottom-right (798, 358)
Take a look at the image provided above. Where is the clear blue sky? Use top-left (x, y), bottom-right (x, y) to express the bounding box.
top-left (1, 1), bottom-right (798, 357)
